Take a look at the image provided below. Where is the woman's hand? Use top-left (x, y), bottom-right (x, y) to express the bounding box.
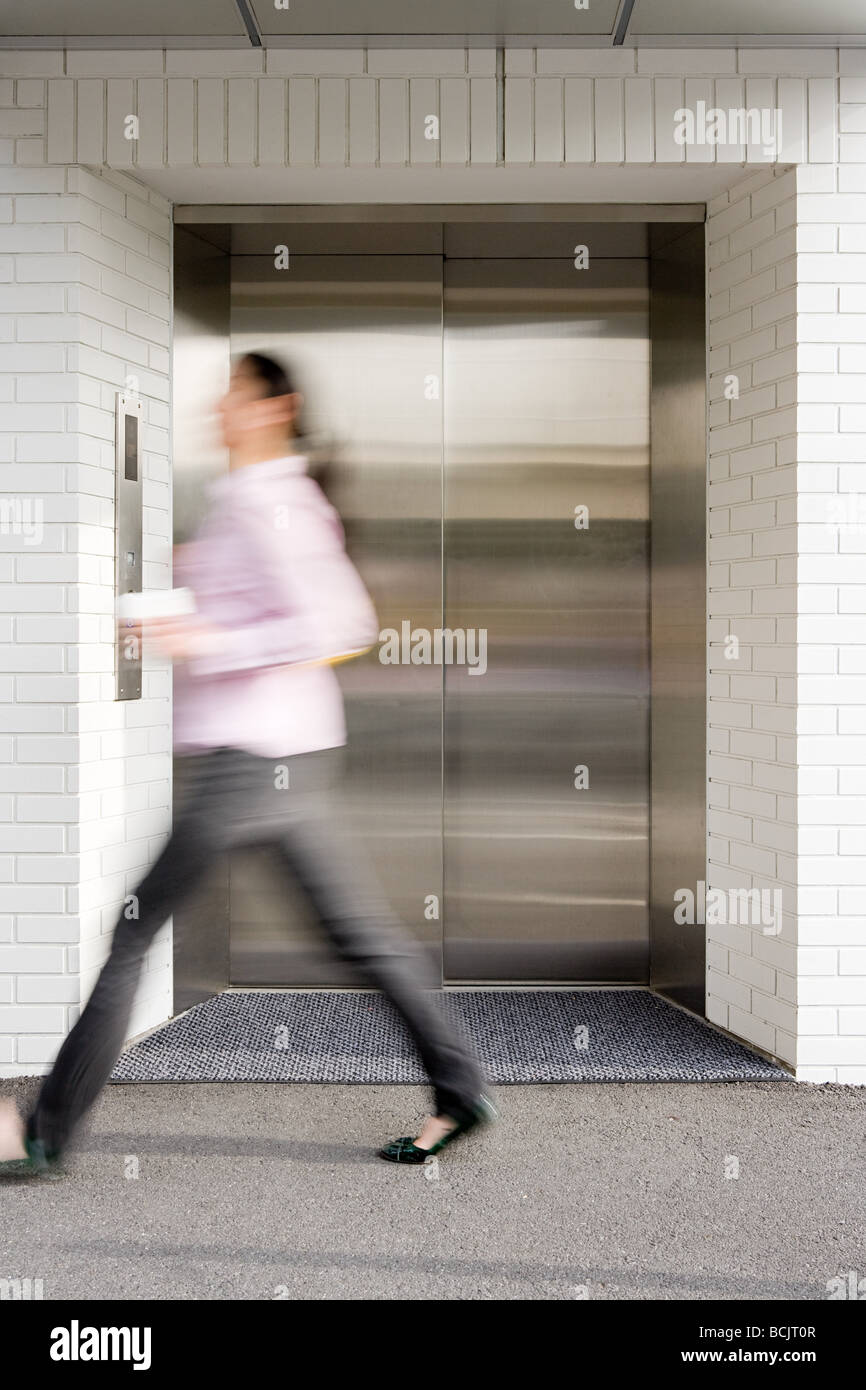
top-left (139, 614), bottom-right (225, 663)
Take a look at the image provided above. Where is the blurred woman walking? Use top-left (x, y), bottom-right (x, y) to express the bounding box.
top-left (0, 351), bottom-right (494, 1176)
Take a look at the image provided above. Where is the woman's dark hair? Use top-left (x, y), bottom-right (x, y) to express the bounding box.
top-left (237, 350), bottom-right (306, 438)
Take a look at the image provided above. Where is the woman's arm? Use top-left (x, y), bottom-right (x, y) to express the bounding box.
top-left (183, 488), bottom-right (380, 679)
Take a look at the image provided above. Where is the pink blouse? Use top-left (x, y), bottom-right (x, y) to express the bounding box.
top-left (171, 454), bottom-right (379, 758)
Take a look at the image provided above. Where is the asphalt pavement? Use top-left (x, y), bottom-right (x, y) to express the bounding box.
top-left (1, 1075), bottom-right (863, 1300)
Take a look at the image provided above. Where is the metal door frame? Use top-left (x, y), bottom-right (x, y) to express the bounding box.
top-left (171, 204), bottom-right (708, 1014)
top-left (176, 203), bottom-right (705, 228)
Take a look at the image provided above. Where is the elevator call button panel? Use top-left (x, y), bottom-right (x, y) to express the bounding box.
top-left (115, 392), bottom-right (144, 700)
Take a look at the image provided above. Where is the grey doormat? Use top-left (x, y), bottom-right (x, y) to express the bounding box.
top-left (110, 989), bottom-right (790, 1084)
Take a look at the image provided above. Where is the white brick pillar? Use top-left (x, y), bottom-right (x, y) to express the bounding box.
top-left (707, 153), bottom-right (866, 1083)
top-left (0, 68), bottom-right (173, 1075)
top-left (706, 166), bottom-right (801, 1073)
top-left (794, 150), bottom-right (866, 1082)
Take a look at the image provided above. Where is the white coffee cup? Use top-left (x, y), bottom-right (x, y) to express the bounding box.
top-left (116, 587), bottom-right (197, 621)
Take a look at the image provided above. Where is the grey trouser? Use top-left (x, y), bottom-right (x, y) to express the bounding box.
top-left (27, 746), bottom-right (487, 1157)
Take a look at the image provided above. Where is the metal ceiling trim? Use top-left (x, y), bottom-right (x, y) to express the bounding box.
top-left (0, 33), bottom-right (863, 50)
top-left (624, 33), bottom-right (866, 46)
top-left (233, 0), bottom-right (262, 47)
top-left (175, 203), bottom-right (706, 224)
top-left (613, 0), bottom-right (639, 47)
top-left (0, 36), bottom-right (251, 49)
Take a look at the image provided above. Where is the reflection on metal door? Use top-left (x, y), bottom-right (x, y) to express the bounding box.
top-left (442, 252), bottom-right (650, 980)
top-left (229, 244), bottom-right (443, 985)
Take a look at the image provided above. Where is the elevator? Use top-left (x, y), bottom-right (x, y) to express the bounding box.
top-left (171, 207), bottom-right (707, 1014)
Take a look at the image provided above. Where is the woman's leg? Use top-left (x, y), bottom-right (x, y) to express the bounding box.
top-left (272, 798), bottom-right (488, 1128)
top-left (25, 767), bottom-right (227, 1160)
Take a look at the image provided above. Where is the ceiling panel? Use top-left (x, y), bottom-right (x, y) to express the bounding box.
top-left (632, 0), bottom-right (866, 36)
top-left (4, 0), bottom-right (865, 47)
top-left (0, 0), bottom-right (247, 38)
top-left (250, 0), bottom-right (622, 38)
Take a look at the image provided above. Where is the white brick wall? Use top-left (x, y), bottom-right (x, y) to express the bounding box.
top-left (705, 57), bottom-right (866, 1083)
top-left (21, 50), bottom-right (845, 170)
top-left (794, 125), bottom-right (866, 1082)
top-left (0, 67), bottom-right (172, 1073)
top-left (706, 166), bottom-right (801, 1070)
top-left (1, 43), bottom-right (865, 1081)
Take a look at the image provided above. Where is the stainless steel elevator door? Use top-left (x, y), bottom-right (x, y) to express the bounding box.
top-left (221, 235), bottom-right (650, 986)
top-left (442, 257), bottom-right (651, 980)
top-left (229, 252), bottom-right (443, 984)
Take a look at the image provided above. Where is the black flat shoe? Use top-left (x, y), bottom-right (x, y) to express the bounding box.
top-left (0, 1137), bottom-right (63, 1180)
top-left (378, 1093), bottom-right (497, 1164)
